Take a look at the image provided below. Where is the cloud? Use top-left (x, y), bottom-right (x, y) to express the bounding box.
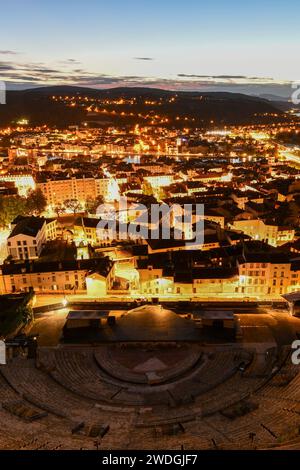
top-left (0, 59), bottom-right (293, 98)
top-left (0, 50), bottom-right (20, 55)
top-left (58, 58), bottom-right (81, 65)
top-left (30, 66), bottom-right (62, 73)
top-left (134, 57), bottom-right (154, 61)
top-left (177, 74), bottom-right (276, 84)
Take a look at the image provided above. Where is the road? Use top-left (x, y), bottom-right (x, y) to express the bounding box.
top-left (279, 146), bottom-right (300, 165)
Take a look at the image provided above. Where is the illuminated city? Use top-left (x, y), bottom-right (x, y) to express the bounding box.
top-left (1, 0), bottom-right (300, 461)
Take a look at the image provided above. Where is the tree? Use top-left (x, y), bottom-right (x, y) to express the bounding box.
top-left (64, 199), bottom-right (83, 214)
top-left (0, 195), bottom-right (27, 228)
top-left (26, 188), bottom-right (47, 215)
top-left (85, 195), bottom-right (104, 214)
top-left (54, 203), bottom-right (64, 218)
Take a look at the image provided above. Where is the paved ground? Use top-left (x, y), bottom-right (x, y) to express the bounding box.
top-left (63, 305), bottom-right (235, 344)
top-left (238, 310), bottom-right (300, 347)
top-left (34, 295), bottom-right (83, 308)
top-left (28, 302), bottom-right (300, 348)
top-left (30, 308), bottom-right (68, 346)
top-left (33, 293), bottom-right (287, 308)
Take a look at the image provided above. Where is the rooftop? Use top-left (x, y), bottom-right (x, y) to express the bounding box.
top-left (8, 217), bottom-right (45, 239)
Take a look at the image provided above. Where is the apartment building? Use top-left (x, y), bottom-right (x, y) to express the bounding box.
top-left (37, 176), bottom-right (119, 206)
top-left (7, 217), bottom-right (47, 260)
top-left (237, 254), bottom-right (291, 297)
top-left (0, 258), bottom-right (114, 295)
top-left (231, 219), bottom-right (295, 247)
top-left (136, 249), bottom-right (294, 299)
top-left (7, 217), bottom-right (57, 261)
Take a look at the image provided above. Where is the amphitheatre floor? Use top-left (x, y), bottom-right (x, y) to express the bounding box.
top-left (29, 304), bottom-right (300, 348)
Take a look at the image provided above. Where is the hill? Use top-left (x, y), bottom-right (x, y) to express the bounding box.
top-left (0, 85), bottom-right (290, 128)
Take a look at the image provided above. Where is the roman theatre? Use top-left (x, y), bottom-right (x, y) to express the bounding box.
top-left (1, 304), bottom-right (300, 450)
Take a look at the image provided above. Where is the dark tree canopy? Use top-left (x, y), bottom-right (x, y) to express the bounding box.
top-left (0, 195), bottom-right (27, 228)
top-left (26, 188), bottom-right (47, 215)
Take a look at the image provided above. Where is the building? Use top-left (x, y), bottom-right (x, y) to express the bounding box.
top-left (237, 253), bottom-right (291, 297)
top-left (144, 174), bottom-right (175, 190)
top-left (37, 176), bottom-right (119, 206)
top-left (230, 190), bottom-right (264, 210)
top-left (0, 173), bottom-right (35, 196)
top-left (0, 258), bottom-right (113, 295)
top-left (7, 217), bottom-right (47, 260)
top-left (231, 219), bottom-right (295, 247)
top-left (0, 182), bottom-right (18, 196)
top-left (74, 217), bottom-right (129, 246)
top-left (7, 217), bottom-right (57, 261)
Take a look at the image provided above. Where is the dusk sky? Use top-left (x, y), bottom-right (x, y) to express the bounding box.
top-left (0, 0), bottom-right (299, 95)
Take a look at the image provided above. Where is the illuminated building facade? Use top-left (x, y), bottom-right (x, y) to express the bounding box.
top-left (38, 176), bottom-right (120, 206)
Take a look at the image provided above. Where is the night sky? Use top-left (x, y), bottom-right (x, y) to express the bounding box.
top-left (0, 0), bottom-right (299, 94)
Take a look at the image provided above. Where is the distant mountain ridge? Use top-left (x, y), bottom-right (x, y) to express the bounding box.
top-left (0, 85), bottom-right (293, 128)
